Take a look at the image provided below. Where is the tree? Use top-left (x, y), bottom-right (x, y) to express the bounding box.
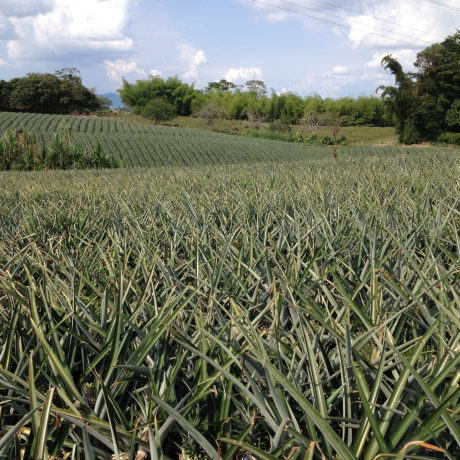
top-left (300, 111), bottom-right (326, 135)
top-left (242, 108), bottom-right (266, 129)
top-left (205, 79), bottom-right (239, 93)
top-left (245, 80), bottom-right (267, 97)
top-left (379, 32), bottom-right (460, 143)
top-left (193, 101), bottom-right (228, 130)
top-left (324, 113), bottom-right (342, 138)
top-left (97, 96), bottom-right (113, 109)
top-left (142, 98), bottom-right (176, 124)
top-left (2, 70), bottom-right (99, 113)
top-left (117, 75), bottom-right (199, 116)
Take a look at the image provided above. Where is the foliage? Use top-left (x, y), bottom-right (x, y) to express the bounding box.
top-left (379, 32), bottom-right (460, 143)
top-left (245, 79), bottom-right (268, 96)
top-left (193, 101), bottom-right (228, 130)
top-left (141, 97), bottom-right (177, 124)
top-left (97, 95), bottom-right (113, 109)
top-left (94, 109), bottom-right (113, 117)
top-left (241, 107), bottom-right (266, 130)
top-left (243, 129), bottom-right (291, 142)
top-left (0, 68), bottom-right (99, 113)
top-left (268, 118), bottom-right (292, 134)
top-left (438, 132), bottom-right (460, 145)
top-left (117, 75), bottom-right (199, 116)
top-left (0, 124), bottom-right (124, 170)
top-left (446, 99), bottom-right (460, 129)
top-left (205, 79), bottom-right (240, 92)
top-left (0, 149), bottom-right (460, 459)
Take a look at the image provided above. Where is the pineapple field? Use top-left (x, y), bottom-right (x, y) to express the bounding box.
top-left (0, 112), bottom-right (314, 167)
top-left (1, 116), bottom-right (460, 459)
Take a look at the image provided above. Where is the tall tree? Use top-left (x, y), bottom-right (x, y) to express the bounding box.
top-left (205, 80), bottom-right (239, 93)
top-left (379, 32), bottom-right (460, 143)
top-left (2, 69), bottom-right (98, 113)
top-left (117, 75), bottom-right (199, 116)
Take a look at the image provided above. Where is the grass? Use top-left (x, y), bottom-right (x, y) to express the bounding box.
top-left (111, 113), bottom-right (398, 145)
top-left (1, 147), bottom-right (460, 459)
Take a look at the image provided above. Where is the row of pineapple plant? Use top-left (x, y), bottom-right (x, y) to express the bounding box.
top-left (0, 148), bottom-right (459, 459)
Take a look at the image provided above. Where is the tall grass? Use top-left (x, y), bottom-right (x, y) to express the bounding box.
top-left (0, 148), bottom-right (460, 459)
top-left (243, 130), bottom-right (291, 142)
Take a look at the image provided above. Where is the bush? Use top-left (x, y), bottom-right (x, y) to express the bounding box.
top-left (268, 119), bottom-right (291, 133)
top-left (438, 132), bottom-right (460, 145)
top-left (340, 115), bottom-right (356, 126)
top-left (94, 109), bottom-right (113, 117)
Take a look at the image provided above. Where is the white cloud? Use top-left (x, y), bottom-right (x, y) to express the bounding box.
top-left (3, 0), bottom-right (134, 61)
top-left (105, 59), bottom-right (147, 82)
top-left (347, 15), bottom-right (378, 50)
top-left (242, 0), bottom-right (455, 52)
top-left (225, 67), bottom-right (263, 83)
top-left (365, 49), bottom-right (417, 70)
top-left (150, 69), bottom-right (163, 77)
top-left (178, 43), bottom-right (207, 79)
top-left (332, 66), bottom-right (349, 75)
top-left (0, 58), bottom-right (9, 67)
top-left (0, 0), bottom-right (53, 18)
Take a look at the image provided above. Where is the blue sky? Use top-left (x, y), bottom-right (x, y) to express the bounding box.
top-left (0, 0), bottom-right (458, 97)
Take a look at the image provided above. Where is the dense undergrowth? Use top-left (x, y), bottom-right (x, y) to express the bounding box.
top-left (0, 148), bottom-right (460, 459)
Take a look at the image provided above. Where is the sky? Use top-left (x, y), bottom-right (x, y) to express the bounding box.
top-left (0, 0), bottom-right (458, 98)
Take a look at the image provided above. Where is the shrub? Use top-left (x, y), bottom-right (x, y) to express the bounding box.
top-left (340, 115), bottom-right (356, 126)
top-left (268, 119), bottom-right (291, 133)
top-left (438, 132), bottom-right (460, 145)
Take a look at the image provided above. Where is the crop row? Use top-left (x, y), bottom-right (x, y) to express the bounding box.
top-left (1, 148), bottom-right (460, 459)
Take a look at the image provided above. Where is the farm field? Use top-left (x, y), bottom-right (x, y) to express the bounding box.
top-left (1, 145), bottom-right (460, 459)
top-left (0, 111), bottom-right (399, 167)
top-left (0, 111), bottom-right (324, 167)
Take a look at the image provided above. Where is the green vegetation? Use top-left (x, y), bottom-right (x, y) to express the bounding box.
top-left (380, 31), bottom-right (460, 143)
top-left (438, 132), bottom-right (460, 146)
top-left (0, 68), bottom-right (99, 113)
top-left (104, 113), bottom-right (398, 145)
top-left (0, 125), bottom-right (124, 171)
top-left (142, 98), bottom-right (177, 124)
top-left (0, 111), bottom-right (325, 167)
top-left (0, 147), bottom-right (460, 459)
top-left (117, 75), bottom-right (391, 128)
top-left (117, 75), bottom-right (199, 116)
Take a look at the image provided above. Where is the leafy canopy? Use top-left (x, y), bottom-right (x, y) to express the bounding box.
top-left (0, 68), bottom-right (99, 113)
top-left (141, 97), bottom-right (177, 124)
top-left (117, 75), bottom-right (199, 116)
top-left (379, 32), bottom-right (460, 143)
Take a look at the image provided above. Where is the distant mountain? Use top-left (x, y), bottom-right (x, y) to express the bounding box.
top-left (98, 92), bottom-right (124, 109)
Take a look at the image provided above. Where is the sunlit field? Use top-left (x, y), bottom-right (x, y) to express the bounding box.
top-left (1, 146), bottom-right (460, 459)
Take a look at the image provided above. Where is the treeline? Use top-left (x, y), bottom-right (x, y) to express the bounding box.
top-left (117, 76), bottom-right (391, 127)
top-left (380, 31), bottom-right (460, 143)
top-left (0, 68), bottom-right (100, 113)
